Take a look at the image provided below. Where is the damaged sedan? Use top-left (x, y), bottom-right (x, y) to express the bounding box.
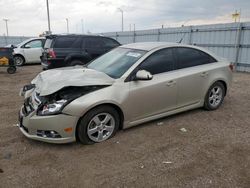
top-left (18, 42), bottom-right (232, 144)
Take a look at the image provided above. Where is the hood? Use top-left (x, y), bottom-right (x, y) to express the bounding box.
top-left (32, 66), bottom-right (115, 96)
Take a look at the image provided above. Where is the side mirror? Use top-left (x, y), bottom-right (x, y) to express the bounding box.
top-left (25, 45), bottom-right (31, 48)
top-left (135, 70), bottom-right (153, 81)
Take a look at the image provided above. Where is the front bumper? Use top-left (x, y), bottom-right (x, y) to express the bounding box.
top-left (18, 106), bottom-right (79, 144)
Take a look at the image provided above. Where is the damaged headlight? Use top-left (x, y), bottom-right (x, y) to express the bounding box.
top-left (37, 85), bottom-right (108, 116)
top-left (38, 99), bottom-right (67, 115)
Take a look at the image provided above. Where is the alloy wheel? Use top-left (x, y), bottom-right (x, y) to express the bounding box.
top-left (209, 86), bottom-right (223, 108)
top-left (87, 113), bottom-right (115, 142)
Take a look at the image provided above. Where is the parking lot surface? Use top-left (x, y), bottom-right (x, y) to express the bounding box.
top-left (0, 65), bottom-right (250, 188)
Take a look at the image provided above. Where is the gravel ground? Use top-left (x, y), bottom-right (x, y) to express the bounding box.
top-left (0, 65), bottom-right (250, 188)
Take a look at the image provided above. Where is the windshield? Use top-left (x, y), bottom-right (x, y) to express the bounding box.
top-left (87, 47), bottom-right (146, 79)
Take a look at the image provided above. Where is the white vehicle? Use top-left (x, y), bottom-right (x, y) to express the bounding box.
top-left (13, 37), bottom-right (45, 66)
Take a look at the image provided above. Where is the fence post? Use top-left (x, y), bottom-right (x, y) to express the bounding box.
top-left (234, 22), bottom-right (243, 70)
top-left (133, 30), bottom-right (136, 43)
top-left (4, 35), bottom-right (8, 46)
top-left (115, 32), bottom-right (118, 41)
top-left (188, 26), bottom-right (193, 45)
top-left (157, 29), bottom-right (160, 41)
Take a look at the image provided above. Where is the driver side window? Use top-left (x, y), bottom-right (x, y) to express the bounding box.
top-left (139, 48), bottom-right (175, 75)
top-left (24, 40), bottom-right (42, 48)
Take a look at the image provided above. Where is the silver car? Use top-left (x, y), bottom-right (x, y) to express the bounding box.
top-left (18, 42), bottom-right (233, 144)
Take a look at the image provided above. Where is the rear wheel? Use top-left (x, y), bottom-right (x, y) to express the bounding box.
top-left (14, 55), bottom-right (25, 66)
top-left (77, 106), bottom-right (120, 145)
top-left (204, 82), bottom-right (225, 110)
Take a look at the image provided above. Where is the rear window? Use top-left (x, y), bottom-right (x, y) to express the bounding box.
top-left (102, 38), bottom-right (120, 48)
top-left (44, 39), bottom-right (52, 49)
top-left (53, 37), bottom-right (81, 48)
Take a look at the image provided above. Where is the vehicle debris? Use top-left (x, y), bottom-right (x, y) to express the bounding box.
top-left (3, 153), bottom-right (12, 160)
top-left (162, 161), bottom-right (172, 164)
top-left (157, 122), bottom-right (164, 126)
top-left (180, 128), bottom-right (187, 132)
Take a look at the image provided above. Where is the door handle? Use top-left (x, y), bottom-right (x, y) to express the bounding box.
top-left (166, 80), bottom-right (176, 86)
top-left (200, 72), bottom-right (208, 77)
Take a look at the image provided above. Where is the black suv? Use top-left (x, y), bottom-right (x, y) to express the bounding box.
top-left (41, 34), bottom-right (120, 69)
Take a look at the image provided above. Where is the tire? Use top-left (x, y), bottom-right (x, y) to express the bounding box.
top-left (204, 81), bottom-right (226, 110)
top-left (14, 55), bottom-right (25, 66)
top-left (7, 67), bottom-right (16, 74)
top-left (69, 60), bottom-right (85, 66)
top-left (77, 106), bottom-right (120, 145)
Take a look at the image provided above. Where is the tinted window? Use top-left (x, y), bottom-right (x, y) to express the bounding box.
top-left (85, 37), bottom-right (104, 49)
top-left (139, 48), bottom-right (175, 75)
top-left (176, 47), bottom-right (216, 69)
top-left (102, 38), bottom-right (120, 48)
top-left (25, 40), bottom-right (42, 48)
top-left (53, 37), bottom-right (80, 48)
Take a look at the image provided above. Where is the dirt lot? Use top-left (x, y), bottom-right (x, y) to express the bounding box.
top-left (0, 65), bottom-right (250, 188)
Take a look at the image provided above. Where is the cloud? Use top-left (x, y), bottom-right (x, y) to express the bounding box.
top-left (0, 0), bottom-right (249, 36)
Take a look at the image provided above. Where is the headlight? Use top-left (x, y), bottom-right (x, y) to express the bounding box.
top-left (38, 99), bottom-right (67, 115)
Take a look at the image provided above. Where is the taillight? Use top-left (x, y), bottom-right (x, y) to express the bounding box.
top-left (229, 63), bottom-right (234, 71)
top-left (48, 49), bottom-right (56, 58)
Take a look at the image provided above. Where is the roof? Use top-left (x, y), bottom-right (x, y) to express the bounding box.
top-left (121, 42), bottom-right (178, 51)
top-left (120, 42), bottom-right (221, 60)
top-left (45, 34), bottom-right (105, 39)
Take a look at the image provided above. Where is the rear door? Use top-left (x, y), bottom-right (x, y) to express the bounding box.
top-left (83, 37), bottom-right (105, 59)
top-left (52, 36), bottom-right (82, 59)
top-left (174, 47), bottom-right (217, 107)
top-left (127, 48), bottom-right (178, 122)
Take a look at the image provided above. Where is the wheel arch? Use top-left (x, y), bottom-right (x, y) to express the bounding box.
top-left (14, 54), bottom-right (26, 63)
top-left (65, 54), bottom-right (90, 65)
top-left (75, 103), bottom-right (124, 141)
top-left (210, 79), bottom-right (228, 96)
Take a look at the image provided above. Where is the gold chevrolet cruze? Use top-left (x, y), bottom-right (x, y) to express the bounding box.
top-left (18, 42), bottom-right (233, 144)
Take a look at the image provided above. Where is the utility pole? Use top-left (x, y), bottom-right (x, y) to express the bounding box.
top-left (46, 0), bottom-right (51, 33)
top-left (66, 18), bottom-right (69, 33)
top-left (81, 19), bottom-right (84, 34)
top-left (118, 8), bottom-right (124, 32)
top-left (3, 19), bottom-right (9, 36)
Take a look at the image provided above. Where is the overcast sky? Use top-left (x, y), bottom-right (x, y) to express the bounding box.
top-left (0, 0), bottom-right (250, 36)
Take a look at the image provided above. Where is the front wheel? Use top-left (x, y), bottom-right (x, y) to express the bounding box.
top-left (14, 55), bottom-right (25, 66)
top-left (204, 82), bottom-right (226, 110)
top-left (77, 106), bottom-right (120, 145)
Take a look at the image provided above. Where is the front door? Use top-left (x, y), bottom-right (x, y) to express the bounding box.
top-left (126, 48), bottom-right (178, 122)
top-left (23, 39), bottom-right (43, 63)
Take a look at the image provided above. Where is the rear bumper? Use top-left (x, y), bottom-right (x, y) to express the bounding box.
top-left (18, 106), bottom-right (79, 144)
top-left (41, 58), bottom-right (65, 70)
